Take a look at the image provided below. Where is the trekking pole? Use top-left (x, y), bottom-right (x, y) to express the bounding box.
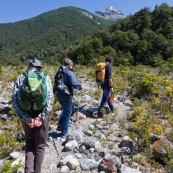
top-left (53, 138), bottom-right (59, 155)
top-left (77, 95), bottom-right (81, 112)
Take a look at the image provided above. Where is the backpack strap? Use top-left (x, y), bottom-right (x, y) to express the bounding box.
top-left (63, 66), bottom-right (71, 90)
top-left (104, 63), bottom-right (108, 80)
top-left (59, 66), bottom-right (70, 82)
top-left (22, 72), bottom-right (28, 81)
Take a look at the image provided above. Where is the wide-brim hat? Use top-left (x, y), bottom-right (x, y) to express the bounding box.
top-left (30, 58), bottom-right (42, 67)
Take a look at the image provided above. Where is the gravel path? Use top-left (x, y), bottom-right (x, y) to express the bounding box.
top-left (41, 98), bottom-right (129, 173)
top-left (42, 116), bottom-right (97, 172)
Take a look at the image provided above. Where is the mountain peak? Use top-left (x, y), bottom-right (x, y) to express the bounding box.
top-left (106, 6), bottom-right (124, 15)
top-left (106, 6), bottom-right (119, 12)
top-left (106, 6), bottom-right (114, 11)
top-left (94, 6), bottom-right (125, 21)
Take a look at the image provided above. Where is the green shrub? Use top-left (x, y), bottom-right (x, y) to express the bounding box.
top-left (131, 104), bottom-right (163, 144)
top-left (0, 117), bottom-right (24, 158)
top-left (0, 131), bottom-right (18, 158)
top-left (165, 144), bottom-right (173, 173)
top-left (0, 160), bottom-right (21, 173)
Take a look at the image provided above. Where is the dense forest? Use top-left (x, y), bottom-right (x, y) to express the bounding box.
top-left (0, 6), bottom-right (111, 65)
top-left (65, 3), bottom-right (173, 66)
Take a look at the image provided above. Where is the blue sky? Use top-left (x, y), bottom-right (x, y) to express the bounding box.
top-left (1, 0), bottom-right (173, 23)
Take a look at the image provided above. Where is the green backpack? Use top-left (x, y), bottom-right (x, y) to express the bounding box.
top-left (18, 70), bottom-right (47, 111)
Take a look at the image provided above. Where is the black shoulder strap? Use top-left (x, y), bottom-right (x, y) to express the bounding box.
top-left (23, 71), bottom-right (28, 77)
top-left (59, 66), bottom-right (63, 72)
top-left (22, 72), bottom-right (28, 84)
top-left (62, 66), bottom-right (70, 88)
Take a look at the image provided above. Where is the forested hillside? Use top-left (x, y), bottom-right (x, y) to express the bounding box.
top-left (0, 6), bottom-right (111, 65)
top-left (0, 4), bottom-right (173, 67)
top-left (65, 3), bottom-right (173, 66)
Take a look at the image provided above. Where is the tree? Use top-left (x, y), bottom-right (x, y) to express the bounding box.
top-left (130, 8), bottom-right (152, 34)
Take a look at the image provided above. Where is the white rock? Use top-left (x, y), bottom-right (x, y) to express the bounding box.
top-left (65, 140), bottom-right (78, 151)
top-left (59, 155), bottom-right (74, 165)
top-left (67, 157), bottom-right (79, 170)
top-left (60, 165), bottom-right (70, 173)
top-left (11, 154), bottom-right (25, 167)
top-left (10, 151), bottom-right (21, 159)
top-left (94, 141), bottom-right (102, 151)
top-left (121, 164), bottom-right (142, 173)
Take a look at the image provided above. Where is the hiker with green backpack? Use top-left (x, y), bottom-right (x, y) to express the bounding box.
top-left (12, 58), bottom-right (53, 173)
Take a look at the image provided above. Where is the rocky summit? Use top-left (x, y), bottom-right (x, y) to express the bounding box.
top-left (94, 6), bottom-right (126, 21)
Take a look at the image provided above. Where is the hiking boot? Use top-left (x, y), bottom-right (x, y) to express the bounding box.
top-left (97, 115), bottom-right (105, 119)
top-left (56, 125), bottom-right (62, 131)
top-left (58, 133), bottom-right (67, 138)
top-left (105, 107), bottom-right (110, 114)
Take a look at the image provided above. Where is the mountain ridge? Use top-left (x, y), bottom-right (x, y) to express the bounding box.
top-left (0, 6), bottom-right (112, 65)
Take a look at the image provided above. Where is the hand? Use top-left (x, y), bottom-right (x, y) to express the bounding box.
top-left (25, 118), bottom-right (35, 128)
top-left (110, 88), bottom-right (114, 94)
top-left (25, 117), bottom-right (42, 128)
top-left (34, 117), bottom-right (42, 127)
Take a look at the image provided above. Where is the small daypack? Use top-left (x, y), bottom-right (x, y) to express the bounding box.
top-left (53, 66), bottom-right (70, 95)
top-left (95, 62), bottom-right (107, 87)
top-left (18, 70), bottom-right (47, 111)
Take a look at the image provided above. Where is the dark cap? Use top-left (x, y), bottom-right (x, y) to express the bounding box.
top-left (29, 58), bottom-right (42, 67)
